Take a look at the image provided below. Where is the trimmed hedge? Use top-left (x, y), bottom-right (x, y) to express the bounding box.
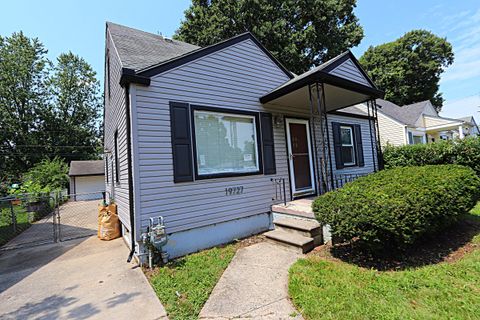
top-left (383, 137), bottom-right (480, 176)
top-left (313, 165), bottom-right (480, 251)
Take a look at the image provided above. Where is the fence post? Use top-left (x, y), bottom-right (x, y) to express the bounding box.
top-left (10, 201), bottom-right (17, 233)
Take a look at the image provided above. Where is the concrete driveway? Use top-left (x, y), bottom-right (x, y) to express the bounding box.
top-left (0, 237), bottom-right (168, 320)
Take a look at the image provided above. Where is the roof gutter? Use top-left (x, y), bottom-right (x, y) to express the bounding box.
top-left (120, 68), bottom-right (151, 87)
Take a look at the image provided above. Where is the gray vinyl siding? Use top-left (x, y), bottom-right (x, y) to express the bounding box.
top-left (104, 29), bottom-right (131, 230)
top-left (131, 38), bottom-right (378, 236)
top-left (329, 58), bottom-right (371, 87)
top-left (133, 39), bottom-right (292, 234)
top-left (327, 114), bottom-right (377, 175)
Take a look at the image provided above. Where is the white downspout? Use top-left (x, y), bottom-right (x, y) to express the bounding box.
top-left (459, 125), bottom-right (465, 139)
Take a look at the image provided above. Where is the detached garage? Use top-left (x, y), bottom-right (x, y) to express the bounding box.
top-left (69, 160), bottom-right (105, 199)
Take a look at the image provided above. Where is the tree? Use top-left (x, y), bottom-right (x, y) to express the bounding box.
top-left (175, 0), bottom-right (364, 74)
top-left (42, 52), bottom-right (102, 163)
top-left (359, 30), bottom-right (454, 111)
top-left (0, 32), bottom-right (51, 180)
top-left (0, 32), bottom-right (102, 188)
top-left (23, 157), bottom-right (69, 190)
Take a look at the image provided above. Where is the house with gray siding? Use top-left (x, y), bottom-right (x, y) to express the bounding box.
top-left (104, 22), bottom-right (384, 261)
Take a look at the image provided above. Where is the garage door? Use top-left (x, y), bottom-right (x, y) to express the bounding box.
top-left (73, 176), bottom-right (105, 200)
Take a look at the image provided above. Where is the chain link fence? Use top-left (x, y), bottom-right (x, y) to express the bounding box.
top-left (0, 194), bottom-right (57, 250)
top-left (0, 191), bottom-right (107, 251)
top-left (58, 191), bottom-right (104, 242)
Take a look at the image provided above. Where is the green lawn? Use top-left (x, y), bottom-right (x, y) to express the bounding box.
top-left (288, 204), bottom-right (480, 320)
top-left (148, 243), bottom-right (238, 320)
top-left (0, 205), bottom-right (31, 246)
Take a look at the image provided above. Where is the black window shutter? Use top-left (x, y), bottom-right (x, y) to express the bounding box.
top-left (354, 124), bottom-right (364, 167)
top-left (332, 122), bottom-right (344, 169)
top-left (170, 102), bottom-right (194, 182)
top-left (260, 113), bottom-right (276, 174)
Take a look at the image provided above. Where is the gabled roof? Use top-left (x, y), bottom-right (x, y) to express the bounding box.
top-left (107, 22), bottom-right (200, 72)
top-left (260, 51), bottom-right (384, 104)
top-left (69, 160), bottom-right (104, 177)
top-left (107, 22), bottom-right (293, 86)
top-left (457, 116), bottom-right (476, 125)
top-left (375, 99), bottom-right (433, 126)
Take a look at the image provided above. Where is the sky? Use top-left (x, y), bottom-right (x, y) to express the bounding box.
top-left (1, 0), bottom-right (479, 123)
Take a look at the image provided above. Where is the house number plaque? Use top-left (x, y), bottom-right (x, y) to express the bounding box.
top-left (225, 186), bottom-right (244, 196)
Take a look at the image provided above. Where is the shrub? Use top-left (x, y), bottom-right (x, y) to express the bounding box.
top-left (23, 157), bottom-right (69, 190)
top-left (383, 137), bottom-right (480, 176)
top-left (313, 165), bottom-right (480, 251)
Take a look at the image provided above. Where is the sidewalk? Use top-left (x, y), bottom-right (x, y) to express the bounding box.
top-left (199, 242), bottom-right (303, 319)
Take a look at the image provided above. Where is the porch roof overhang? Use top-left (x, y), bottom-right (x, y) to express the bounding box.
top-left (259, 51), bottom-right (384, 112)
top-left (425, 122), bottom-right (464, 132)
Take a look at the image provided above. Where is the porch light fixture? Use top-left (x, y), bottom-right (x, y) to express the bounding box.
top-left (274, 115), bottom-right (283, 128)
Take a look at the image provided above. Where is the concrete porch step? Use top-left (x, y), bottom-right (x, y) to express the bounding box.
top-left (274, 218), bottom-right (321, 235)
top-left (264, 230), bottom-right (314, 254)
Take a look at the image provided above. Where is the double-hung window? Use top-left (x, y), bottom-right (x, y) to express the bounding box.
top-left (193, 109), bottom-right (260, 177)
top-left (340, 125), bottom-right (356, 166)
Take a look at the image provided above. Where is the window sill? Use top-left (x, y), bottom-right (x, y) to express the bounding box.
top-left (195, 170), bottom-right (263, 180)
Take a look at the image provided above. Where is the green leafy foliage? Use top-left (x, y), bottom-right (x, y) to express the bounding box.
top-left (175, 0), bottom-right (364, 74)
top-left (0, 32), bottom-right (101, 188)
top-left (360, 30), bottom-right (454, 111)
top-left (9, 180), bottom-right (52, 196)
top-left (42, 52), bottom-right (102, 162)
top-left (313, 165), bottom-right (480, 251)
top-left (383, 137), bottom-right (480, 176)
top-left (23, 157), bottom-right (69, 190)
top-left (0, 32), bottom-right (51, 179)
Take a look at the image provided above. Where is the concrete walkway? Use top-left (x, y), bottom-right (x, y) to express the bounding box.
top-left (199, 242), bottom-right (303, 320)
top-left (0, 237), bottom-right (167, 320)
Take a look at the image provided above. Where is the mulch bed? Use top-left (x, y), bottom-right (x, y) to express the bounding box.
top-left (308, 214), bottom-right (480, 271)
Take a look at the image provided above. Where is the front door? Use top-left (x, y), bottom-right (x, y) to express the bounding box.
top-left (286, 118), bottom-right (315, 196)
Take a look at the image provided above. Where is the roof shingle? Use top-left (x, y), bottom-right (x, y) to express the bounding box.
top-left (375, 99), bottom-right (432, 126)
top-left (69, 160), bottom-right (105, 176)
top-left (107, 22), bottom-right (200, 72)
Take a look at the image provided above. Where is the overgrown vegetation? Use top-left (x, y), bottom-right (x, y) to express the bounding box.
top-left (0, 32), bottom-right (102, 188)
top-left (148, 244), bottom-right (238, 320)
top-left (289, 204), bottom-right (480, 320)
top-left (383, 137), bottom-right (480, 176)
top-left (0, 205), bottom-right (29, 247)
top-left (313, 165), bottom-right (480, 251)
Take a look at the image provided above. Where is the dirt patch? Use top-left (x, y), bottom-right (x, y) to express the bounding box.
top-left (308, 214), bottom-right (480, 271)
top-left (234, 233), bottom-right (266, 249)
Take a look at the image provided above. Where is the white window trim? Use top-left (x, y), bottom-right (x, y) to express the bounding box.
top-left (340, 125), bottom-right (356, 166)
top-left (408, 130), bottom-right (426, 144)
top-left (193, 109), bottom-right (260, 177)
top-left (285, 118), bottom-right (316, 196)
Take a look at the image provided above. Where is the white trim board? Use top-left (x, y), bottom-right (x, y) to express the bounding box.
top-left (285, 118), bottom-right (316, 196)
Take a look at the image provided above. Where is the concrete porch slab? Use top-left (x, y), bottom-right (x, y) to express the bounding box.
top-left (271, 198), bottom-right (315, 219)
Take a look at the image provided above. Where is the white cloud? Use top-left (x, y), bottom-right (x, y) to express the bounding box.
top-left (440, 9), bottom-right (480, 84)
top-left (441, 95), bottom-right (480, 123)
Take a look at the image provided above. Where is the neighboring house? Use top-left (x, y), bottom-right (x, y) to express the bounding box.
top-left (69, 160), bottom-right (105, 199)
top-left (104, 22), bottom-right (384, 260)
top-left (455, 116), bottom-right (480, 138)
top-left (355, 99), bottom-right (479, 146)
